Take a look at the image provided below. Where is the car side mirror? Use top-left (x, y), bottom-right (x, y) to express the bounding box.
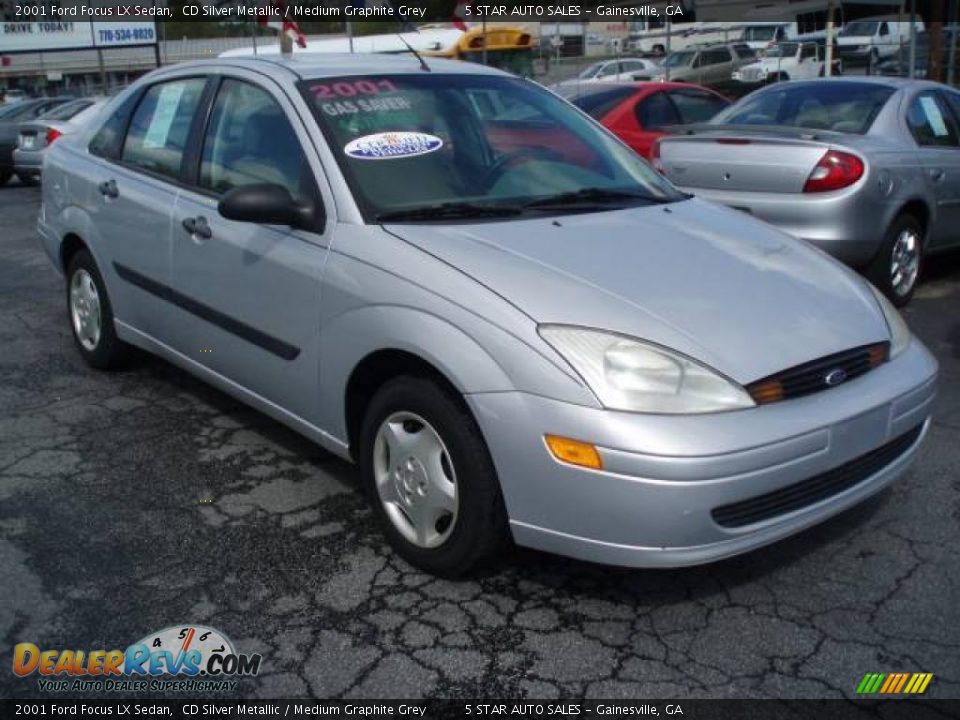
top-left (218, 183), bottom-right (320, 231)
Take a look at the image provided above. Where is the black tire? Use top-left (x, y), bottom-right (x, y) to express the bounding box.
top-left (359, 376), bottom-right (509, 577)
top-left (653, 44), bottom-right (665, 56)
top-left (867, 214), bottom-right (924, 307)
top-left (65, 248), bottom-right (130, 369)
top-left (16, 172), bottom-right (39, 187)
top-left (0, 169), bottom-right (11, 187)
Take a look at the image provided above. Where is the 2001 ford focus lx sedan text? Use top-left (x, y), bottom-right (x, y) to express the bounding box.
top-left (38, 56), bottom-right (938, 577)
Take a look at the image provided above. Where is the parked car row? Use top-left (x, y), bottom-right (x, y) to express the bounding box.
top-left (0, 95), bottom-right (108, 187)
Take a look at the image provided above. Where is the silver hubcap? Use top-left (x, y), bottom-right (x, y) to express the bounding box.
top-left (890, 229), bottom-right (920, 297)
top-left (373, 411), bottom-right (458, 549)
top-left (69, 269), bottom-right (102, 351)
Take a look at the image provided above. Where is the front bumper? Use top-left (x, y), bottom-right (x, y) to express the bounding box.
top-left (467, 339), bottom-right (937, 568)
top-left (681, 184), bottom-right (887, 267)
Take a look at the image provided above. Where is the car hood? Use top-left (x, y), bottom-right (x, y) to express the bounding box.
top-left (385, 198), bottom-right (888, 384)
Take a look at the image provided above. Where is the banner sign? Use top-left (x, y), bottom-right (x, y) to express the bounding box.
top-left (0, 21), bottom-right (157, 53)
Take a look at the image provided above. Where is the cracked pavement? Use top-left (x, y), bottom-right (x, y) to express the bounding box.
top-left (1, 181), bottom-right (958, 700)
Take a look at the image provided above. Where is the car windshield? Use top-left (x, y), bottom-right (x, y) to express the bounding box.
top-left (742, 26), bottom-right (779, 41)
top-left (713, 81), bottom-right (895, 134)
top-left (303, 74), bottom-right (683, 221)
top-left (841, 21), bottom-right (880, 36)
top-left (578, 62), bottom-right (606, 79)
top-left (765, 42), bottom-right (798, 58)
top-left (664, 51), bottom-right (695, 68)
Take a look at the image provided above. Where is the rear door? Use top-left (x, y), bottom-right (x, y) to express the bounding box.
top-left (92, 76), bottom-right (208, 341)
top-left (905, 89), bottom-right (960, 249)
top-left (169, 74), bottom-right (332, 422)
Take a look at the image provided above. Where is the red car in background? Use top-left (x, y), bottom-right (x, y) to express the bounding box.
top-left (556, 82), bottom-right (730, 160)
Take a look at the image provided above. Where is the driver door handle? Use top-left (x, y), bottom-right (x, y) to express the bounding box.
top-left (98, 179), bottom-right (118, 198)
top-left (182, 215), bottom-right (212, 240)
top-left (929, 168), bottom-right (945, 182)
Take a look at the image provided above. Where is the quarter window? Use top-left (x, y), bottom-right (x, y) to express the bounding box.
top-left (121, 78), bottom-right (206, 180)
top-left (199, 79), bottom-right (311, 201)
top-left (90, 92), bottom-right (140, 159)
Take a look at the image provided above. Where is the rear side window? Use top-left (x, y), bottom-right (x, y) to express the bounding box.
top-left (636, 92), bottom-right (680, 129)
top-left (121, 78), bottom-right (206, 180)
top-left (668, 90), bottom-right (728, 124)
top-left (570, 86), bottom-right (636, 120)
top-left (906, 91), bottom-right (959, 147)
top-left (199, 79), bottom-right (312, 201)
top-left (90, 92), bottom-right (139, 159)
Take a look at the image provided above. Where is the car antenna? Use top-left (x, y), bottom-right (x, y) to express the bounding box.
top-left (397, 31), bottom-right (431, 72)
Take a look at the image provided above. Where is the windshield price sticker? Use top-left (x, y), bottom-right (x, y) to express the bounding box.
top-left (312, 79), bottom-right (399, 99)
top-left (344, 132), bottom-right (443, 160)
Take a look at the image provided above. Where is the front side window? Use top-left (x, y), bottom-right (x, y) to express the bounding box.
top-left (199, 79), bottom-right (312, 201)
top-left (303, 74), bottom-right (681, 221)
top-left (906, 91), bottom-right (959, 147)
top-left (121, 78), bottom-right (206, 180)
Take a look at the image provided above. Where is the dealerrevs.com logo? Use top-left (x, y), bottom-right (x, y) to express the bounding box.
top-left (13, 625), bottom-right (261, 692)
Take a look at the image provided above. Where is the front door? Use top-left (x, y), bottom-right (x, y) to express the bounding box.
top-left (169, 76), bottom-right (332, 423)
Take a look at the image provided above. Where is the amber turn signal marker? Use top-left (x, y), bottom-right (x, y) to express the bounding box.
top-left (867, 344), bottom-right (889, 368)
top-left (749, 380), bottom-right (784, 405)
top-left (545, 435), bottom-right (603, 470)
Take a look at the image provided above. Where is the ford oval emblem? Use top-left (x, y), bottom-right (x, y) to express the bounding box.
top-left (824, 368), bottom-right (848, 387)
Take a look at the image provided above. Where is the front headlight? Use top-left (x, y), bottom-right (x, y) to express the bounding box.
top-left (868, 284), bottom-right (911, 358)
top-left (539, 326), bottom-right (755, 414)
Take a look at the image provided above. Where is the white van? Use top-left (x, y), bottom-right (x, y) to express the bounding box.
top-left (838, 16), bottom-right (925, 64)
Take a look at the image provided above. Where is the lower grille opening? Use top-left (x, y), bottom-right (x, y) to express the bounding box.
top-left (711, 424), bottom-right (923, 529)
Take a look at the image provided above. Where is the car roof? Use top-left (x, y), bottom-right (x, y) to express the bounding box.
top-left (168, 55), bottom-right (510, 81)
top-left (775, 76), bottom-right (944, 90)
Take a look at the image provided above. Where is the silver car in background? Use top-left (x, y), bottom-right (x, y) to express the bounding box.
top-left (39, 57), bottom-right (936, 577)
top-left (14, 97), bottom-right (108, 184)
top-left (655, 78), bottom-right (960, 305)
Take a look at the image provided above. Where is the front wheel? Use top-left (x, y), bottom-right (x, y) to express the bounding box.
top-left (359, 376), bottom-right (508, 577)
top-left (16, 172), bottom-right (39, 187)
top-left (66, 249), bottom-right (130, 369)
top-left (867, 214), bottom-right (923, 307)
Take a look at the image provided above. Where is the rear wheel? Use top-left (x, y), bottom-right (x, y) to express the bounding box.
top-left (652, 44), bottom-right (665, 56)
top-left (867, 214), bottom-right (923, 307)
top-left (359, 376), bottom-right (508, 577)
top-left (66, 249), bottom-right (130, 369)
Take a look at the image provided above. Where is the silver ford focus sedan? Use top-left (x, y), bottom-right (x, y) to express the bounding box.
top-left (39, 56), bottom-right (937, 577)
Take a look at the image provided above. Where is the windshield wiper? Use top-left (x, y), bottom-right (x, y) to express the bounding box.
top-left (520, 188), bottom-right (674, 211)
top-left (376, 202), bottom-right (522, 222)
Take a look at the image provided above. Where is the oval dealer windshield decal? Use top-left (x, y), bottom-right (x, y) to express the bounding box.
top-left (344, 132), bottom-right (443, 160)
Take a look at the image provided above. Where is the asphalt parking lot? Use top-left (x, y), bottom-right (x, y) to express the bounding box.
top-left (1, 178), bottom-right (959, 701)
